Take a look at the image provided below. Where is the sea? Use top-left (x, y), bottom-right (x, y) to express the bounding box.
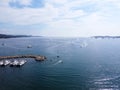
top-left (0, 37), bottom-right (120, 90)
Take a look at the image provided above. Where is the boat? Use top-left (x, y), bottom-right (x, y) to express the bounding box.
top-left (10, 60), bottom-right (27, 67)
top-left (16, 60), bottom-right (27, 67)
top-left (3, 60), bottom-right (10, 66)
top-left (0, 60), bottom-right (4, 66)
top-left (10, 60), bottom-right (19, 67)
top-left (80, 42), bottom-right (88, 48)
top-left (27, 45), bottom-right (32, 48)
top-left (0, 60), bottom-right (10, 66)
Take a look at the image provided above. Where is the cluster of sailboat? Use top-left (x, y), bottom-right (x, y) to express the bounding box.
top-left (0, 60), bottom-right (27, 67)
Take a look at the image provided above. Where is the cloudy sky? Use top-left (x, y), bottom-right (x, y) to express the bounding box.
top-left (0, 0), bottom-right (120, 37)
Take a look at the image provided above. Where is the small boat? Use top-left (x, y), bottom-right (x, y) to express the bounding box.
top-left (27, 45), bottom-right (32, 48)
top-left (0, 60), bottom-right (10, 66)
top-left (10, 60), bottom-right (19, 67)
top-left (0, 60), bottom-right (4, 66)
top-left (10, 60), bottom-right (27, 67)
top-left (16, 60), bottom-right (27, 67)
top-left (80, 42), bottom-right (88, 48)
top-left (3, 60), bottom-right (10, 66)
top-left (58, 60), bottom-right (63, 63)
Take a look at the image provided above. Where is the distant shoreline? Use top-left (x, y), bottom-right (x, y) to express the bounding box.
top-left (0, 34), bottom-right (32, 39)
top-left (1, 34), bottom-right (120, 39)
top-left (92, 36), bottom-right (120, 39)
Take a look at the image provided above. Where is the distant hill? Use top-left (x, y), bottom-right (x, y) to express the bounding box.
top-left (92, 36), bottom-right (120, 39)
top-left (0, 34), bottom-right (32, 39)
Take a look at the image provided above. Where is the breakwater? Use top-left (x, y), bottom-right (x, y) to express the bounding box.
top-left (0, 55), bottom-right (46, 61)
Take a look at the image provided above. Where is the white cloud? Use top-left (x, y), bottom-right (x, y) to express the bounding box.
top-left (46, 0), bottom-right (68, 4)
top-left (41, 11), bottom-right (120, 37)
top-left (0, 2), bottom-right (59, 25)
top-left (60, 10), bottom-right (86, 19)
top-left (0, 0), bottom-right (11, 7)
top-left (18, 0), bottom-right (32, 6)
top-left (0, 0), bottom-right (120, 36)
top-left (11, 0), bottom-right (32, 6)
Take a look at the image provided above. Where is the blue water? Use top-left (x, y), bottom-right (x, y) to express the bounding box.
top-left (0, 37), bottom-right (120, 90)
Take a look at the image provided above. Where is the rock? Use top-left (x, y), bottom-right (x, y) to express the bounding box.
top-left (35, 56), bottom-right (46, 61)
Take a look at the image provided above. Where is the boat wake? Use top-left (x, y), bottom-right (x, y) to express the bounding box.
top-left (47, 60), bottom-right (63, 67)
top-left (53, 60), bottom-right (63, 65)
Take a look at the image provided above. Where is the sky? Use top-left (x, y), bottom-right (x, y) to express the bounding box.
top-left (0, 0), bottom-right (120, 37)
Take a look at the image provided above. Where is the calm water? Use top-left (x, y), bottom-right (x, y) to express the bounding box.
top-left (0, 37), bottom-right (120, 90)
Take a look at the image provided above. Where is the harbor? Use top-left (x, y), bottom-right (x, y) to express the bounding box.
top-left (0, 55), bottom-right (46, 67)
top-left (0, 60), bottom-right (27, 67)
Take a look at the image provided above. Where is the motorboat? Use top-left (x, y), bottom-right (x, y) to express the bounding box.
top-left (16, 60), bottom-right (27, 67)
top-left (27, 45), bottom-right (32, 48)
top-left (10, 60), bottom-right (27, 67)
top-left (0, 60), bottom-right (10, 66)
top-left (0, 60), bottom-right (4, 66)
top-left (3, 60), bottom-right (10, 66)
top-left (10, 60), bottom-right (19, 67)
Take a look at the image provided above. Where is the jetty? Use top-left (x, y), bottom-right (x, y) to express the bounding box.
top-left (0, 55), bottom-right (46, 61)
